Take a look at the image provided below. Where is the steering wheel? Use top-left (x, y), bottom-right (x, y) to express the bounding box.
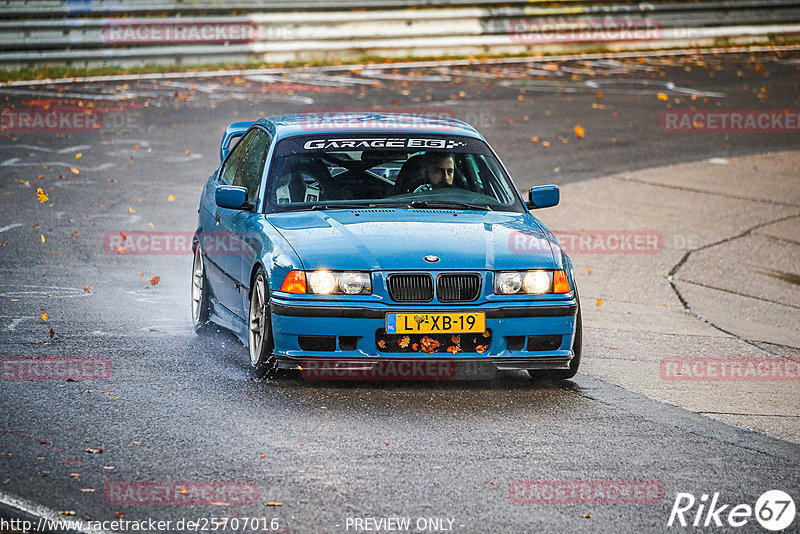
top-left (412, 183), bottom-right (433, 193)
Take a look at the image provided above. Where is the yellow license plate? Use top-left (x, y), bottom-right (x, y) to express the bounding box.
top-left (386, 312), bottom-right (486, 334)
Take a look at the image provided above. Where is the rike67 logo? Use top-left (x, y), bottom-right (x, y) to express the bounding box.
top-left (668, 490), bottom-right (795, 531)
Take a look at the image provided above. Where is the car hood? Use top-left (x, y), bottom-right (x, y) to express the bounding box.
top-left (267, 209), bottom-right (555, 271)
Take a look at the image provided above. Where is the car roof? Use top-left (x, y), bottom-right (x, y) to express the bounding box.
top-left (255, 112), bottom-right (484, 141)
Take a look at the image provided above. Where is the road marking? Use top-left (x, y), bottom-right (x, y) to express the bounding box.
top-left (0, 489), bottom-right (118, 534)
top-left (0, 223), bottom-right (23, 234)
top-left (0, 286), bottom-right (92, 299)
top-left (0, 144), bottom-right (91, 153)
top-left (0, 87), bottom-right (139, 101)
top-left (0, 158), bottom-right (115, 171)
top-left (1, 316), bottom-right (27, 331)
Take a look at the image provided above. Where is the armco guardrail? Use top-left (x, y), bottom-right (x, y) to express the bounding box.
top-left (1, 1), bottom-right (799, 69)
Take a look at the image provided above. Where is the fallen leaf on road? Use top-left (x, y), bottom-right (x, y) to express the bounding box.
top-left (41, 312), bottom-right (47, 322)
top-left (86, 448), bottom-right (102, 454)
top-left (49, 329), bottom-right (54, 338)
top-left (36, 187), bottom-right (48, 203)
top-left (41, 234), bottom-right (45, 244)
top-left (168, 195), bottom-right (176, 202)
top-left (83, 285), bottom-right (92, 293)
top-left (657, 93), bottom-right (668, 101)
top-left (128, 207), bottom-right (136, 214)
top-left (75, 153), bottom-right (82, 159)
top-left (266, 502), bottom-right (283, 507)
top-left (149, 276), bottom-right (160, 286)
top-left (574, 125), bottom-right (586, 138)
top-left (596, 298), bottom-right (603, 307)
top-left (70, 167), bottom-right (79, 175)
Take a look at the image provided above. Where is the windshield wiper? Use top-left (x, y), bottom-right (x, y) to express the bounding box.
top-left (309, 203), bottom-right (380, 211)
top-left (410, 200), bottom-right (493, 211)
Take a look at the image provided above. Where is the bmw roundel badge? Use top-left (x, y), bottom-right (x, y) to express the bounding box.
top-left (424, 255), bottom-right (440, 263)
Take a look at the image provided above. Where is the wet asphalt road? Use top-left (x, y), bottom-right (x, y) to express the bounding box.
top-left (0, 49), bottom-right (799, 533)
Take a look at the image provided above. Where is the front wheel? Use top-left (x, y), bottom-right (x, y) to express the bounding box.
top-left (248, 269), bottom-right (278, 379)
top-left (529, 298), bottom-right (582, 380)
top-left (191, 246), bottom-right (212, 334)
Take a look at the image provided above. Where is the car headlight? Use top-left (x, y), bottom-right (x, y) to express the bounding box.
top-left (281, 270), bottom-right (372, 295)
top-left (495, 272), bottom-right (522, 294)
top-left (307, 271), bottom-right (337, 294)
top-left (337, 271), bottom-right (371, 294)
top-left (494, 270), bottom-right (570, 295)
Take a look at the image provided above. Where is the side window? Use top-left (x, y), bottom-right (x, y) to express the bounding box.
top-left (219, 132), bottom-right (249, 186)
top-left (234, 130), bottom-right (271, 203)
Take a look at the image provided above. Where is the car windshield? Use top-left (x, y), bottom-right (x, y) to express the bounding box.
top-left (264, 133), bottom-right (525, 213)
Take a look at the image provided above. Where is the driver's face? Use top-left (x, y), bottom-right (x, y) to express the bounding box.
top-left (425, 157), bottom-right (455, 186)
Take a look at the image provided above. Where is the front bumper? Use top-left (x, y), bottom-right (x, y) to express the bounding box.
top-left (269, 297), bottom-right (578, 372)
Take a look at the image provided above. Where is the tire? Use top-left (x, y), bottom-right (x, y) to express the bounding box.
top-left (248, 269), bottom-right (278, 379)
top-left (191, 246), bottom-right (213, 334)
top-left (529, 297), bottom-right (582, 380)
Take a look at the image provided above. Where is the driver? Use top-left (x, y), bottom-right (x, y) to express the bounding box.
top-left (419, 153), bottom-right (455, 189)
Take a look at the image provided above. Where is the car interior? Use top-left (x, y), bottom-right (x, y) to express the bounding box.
top-left (267, 151), bottom-right (509, 206)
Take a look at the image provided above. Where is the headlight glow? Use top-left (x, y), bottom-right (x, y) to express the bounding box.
top-left (523, 271), bottom-right (552, 294)
top-left (286, 270), bottom-right (371, 295)
top-left (307, 271), bottom-right (337, 294)
top-left (495, 270), bottom-right (570, 295)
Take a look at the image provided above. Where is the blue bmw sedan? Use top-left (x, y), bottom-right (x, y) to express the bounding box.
top-left (192, 113), bottom-right (581, 380)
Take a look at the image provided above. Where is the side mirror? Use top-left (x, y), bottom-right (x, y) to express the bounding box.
top-left (215, 185), bottom-right (248, 210)
top-left (526, 185), bottom-right (560, 209)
